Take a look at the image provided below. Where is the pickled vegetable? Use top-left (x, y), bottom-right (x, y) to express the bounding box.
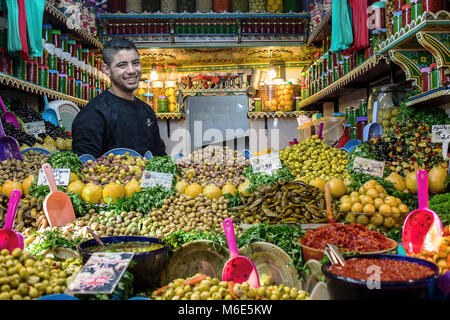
top-left (84, 241), bottom-right (164, 253)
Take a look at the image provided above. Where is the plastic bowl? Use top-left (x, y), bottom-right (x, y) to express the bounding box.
top-left (322, 254), bottom-right (439, 300)
top-left (299, 238), bottom-right (398, 262)
top-left (77, 236), bottom-right (169, 290)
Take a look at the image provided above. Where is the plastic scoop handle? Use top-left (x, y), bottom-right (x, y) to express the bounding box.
top-left (0, 117), bottom-right (5, 138)
top-left (42, 163), bottom-right (59, 194)
top-left (318, 122), bottom-right (324, 140)
top-left (372, 102), bottom-right (379, 124)
top-left (4, 189), bottom-right (21, 230)
top-left (223, 218), bottom-right (239, 259)
top-left (324, 183), bottom-right (333, 223)
top-left (417, 169), bottom-right (428, 210)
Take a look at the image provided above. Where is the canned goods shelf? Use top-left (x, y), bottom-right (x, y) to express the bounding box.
top-left (155, 112), bottom-right (185, 120)
top-left (406, 87), bottom-right (450, 107)
top-left (0, 72), bottom-right (88, 108)
top-left (378, 11), bottom-right (450, 54)
top-left (306, 10), bottom-right (332, 47)
top-left (44, 1), bottom-right (103, 50)
top-left (247, 111), bottom-right (316, 119)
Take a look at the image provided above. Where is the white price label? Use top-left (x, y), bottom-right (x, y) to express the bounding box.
top-left (250, 152), bottom-right (282, 174)
top-left (432, 125), bottom-right (450, 143)
top-left (352, 157), bottom-right (385, 178)
top-left (24, 121), bottom-right (46, 138)
top-left (37, 168), bottom-right (71, 186)
top-left (140, 171), bottom-right (174, 190)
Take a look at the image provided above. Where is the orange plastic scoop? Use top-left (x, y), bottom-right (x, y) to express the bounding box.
top-left (324, 183), bottom-right (334, 223)
top-left (42, 163), bottom-right (76, 227)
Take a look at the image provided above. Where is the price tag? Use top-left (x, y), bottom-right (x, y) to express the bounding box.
top-left (296, 115), bottom-right (310, 127)
top-left (37, 168), bottom-right (71, 186)
top-left (352, 157), bottom-right (385, 178)
top-left (65, 252), bottom-right (134, 295)
top-left (432, 125), bottom-right (450, 143)
top-left (24, 121), bottom-right (46, 138)
top-left (141, 171), bottom-right (174, 190)
top-left (250, 152), bottom-right (282, 174)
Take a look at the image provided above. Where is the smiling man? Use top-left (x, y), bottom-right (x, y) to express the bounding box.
top-left (72, 38), bottom-right (166, 158)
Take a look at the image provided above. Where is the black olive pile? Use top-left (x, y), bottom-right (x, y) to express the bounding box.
top-left (0, 118), bottom-right (40, 147)
top-left (39, 121), bottom-right (70, 140)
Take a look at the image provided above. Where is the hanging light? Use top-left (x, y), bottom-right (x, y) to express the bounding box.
top-left (150, 64), bottom-right (158, 81)
top-left (267, 51), bottom-right (277, 81)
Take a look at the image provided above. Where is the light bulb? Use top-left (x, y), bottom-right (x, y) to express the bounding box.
top-left (268, 68), bottom-right (277, 80)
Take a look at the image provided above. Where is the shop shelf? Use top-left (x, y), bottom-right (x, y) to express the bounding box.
top-left (155, 112), bottom-right (185, 120)
top-left (44, 1), bottom-right (103, 50)
top-left (247, 111), bottom-right (316, 119)
top-left (180, 89), bottom-right (247, 96)
top-left (306, 10), bottom-right (332, 47)
top-left (297, 55), bottom-right (391, 109)
top-left (406, 87), bottom-right (450, 107)
top-left (378, 11), bottom-right (450, 54)
top-left (0, 72), bottom-right (88, 108)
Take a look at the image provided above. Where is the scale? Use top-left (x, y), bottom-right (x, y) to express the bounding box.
top-left (47, 100), bottom-right (80, 132)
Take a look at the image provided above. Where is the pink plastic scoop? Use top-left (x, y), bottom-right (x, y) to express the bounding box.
top-left (42, 163), bottom-right (76, 228)
top-left (222, 218), bottom-right (260, 288)
top-left (0, 189), bottom-right (24, 253)
top-left (0, 96), bottom-right (20, 129)
top-left (402, 170), bottom-right (443, 255)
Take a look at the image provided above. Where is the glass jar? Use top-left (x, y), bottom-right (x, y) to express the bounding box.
top-left (393, 11), bottom-right (402, 34)
top-left (421, 67), bottom-right (431, 92)
top-left (58, 73), bottom-right (67, 94)
top-left (82, 49), bottom-right (89, 64)
top-left (371, 28), bottom-right (387, 52)
top-left (142, 0), bottom-right (160, 12)
top-left (213, 0), bottom-right (230, 12)
top-left (38, 65), bottom-right (48, 88)
top-left (253, 98), bottom-right (262, 112)
top-left (368, 84), bottom-right (406, 132)
top-left (75, 80), bottom-right (82, 99)
top-left (356, 117), bottom-right (368, 141)
top-left (158, 96), bottom-right (169, 112)
top-left (67, 60), bottom-right (74, 78)
top-left (231, 0), bottom-right (248, 12)
top-left (370, 1), bottom-right (386, 30)
top-left (49, 70), bottom-right (58, 91)
top-left (76, 44), bottom-right (83, 61)
top-left (57, 56), bottom-right (67, 74)
top-left (266, 0), bottom-right (282, 12)
top-left (249, 0), bottom-right (265, 12)
top-left (430, 63), bottom-right (440, 89)
top-left (423, 0), bottom-right (444, 13)
top-left (47, 53), bottom-right (57, 70)
top-left (402, 4), bottom-right (412, 26)
top-left (68, 40), bottom-right (76, 58)
top-left (295, 96), bottom-right (301, 111)
top-left (52, 29), bottom-right (62, 48)
top-left (42, 24), bottom-right (52, 44)
top-left (74, 62), bottom-right (82, 81)
top-left (161, 0), bottom-right (177, 12)
top-left (13, 58), bottom-right (26, 80)
top-left (165, 80), bottom-right (178, 112)
top-left (67, 77), bottom-right (75, 96)
top-left (278, 82), bottom-right (294, 111)
top-left (343, 56), bottom-right (350, 75)
top-left (26, 59), bottom-right (38, 83)
top-left (411, 0), bottom-right (422, 20)
top-left (395, 0), bottom-right (406, 11)
top-left (359, 99), bottom-right (368, 117)
top-left (263, 84), bottom-right (278, 112)
top-left (152, 81), bottom-right (165, 111)
top-left (0, 49), bottom-right (12, 74)
top-left (89, 85), bottom-right (95, 100)
top-left (440, 67), bottom-right (450, 87)
top-left (196, 0), bottom-right (212, 12)
top-left (177, 0), bottom-right (195, 12)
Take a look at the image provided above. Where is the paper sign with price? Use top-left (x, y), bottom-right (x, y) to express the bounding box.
top-left (37, 168), bottom-right (71, 186)
top-left (250, 152), bottom-right (282, 174)
top-left (432, 125), bottom-right (450, 143)
top-left (24, 121), bottom-right (46, 138)
top-left (352, 157), bottom-right (385, 178)
top-left (141, 171), bottom-right (173, 190)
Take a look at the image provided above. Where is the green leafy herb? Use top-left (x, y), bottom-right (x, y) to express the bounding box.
top-left (162, 228), bottom-right (228, 255)
top-left (243, 161), bottom-right (294, 192)
top-left (224, 191), bottom-right (243, 210)
top-left (145, 156), bottom-right (180, 188)
top-left (429, 193), bottom-right (450, 227)
top-left (27, 229), bottom-right (83, 258)
top-left (48, 151), bottom-right (83, 174)
top-left (113, 185), bottom-right (174, 214)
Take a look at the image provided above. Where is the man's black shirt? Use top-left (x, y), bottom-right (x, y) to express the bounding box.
top-left (72, 90), bottom-right (166, 158)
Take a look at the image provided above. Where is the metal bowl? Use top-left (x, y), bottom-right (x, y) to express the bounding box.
top-left (77, 236), bottom-right (169, 290)
top-left (322, 254), bottom-right (439, 300)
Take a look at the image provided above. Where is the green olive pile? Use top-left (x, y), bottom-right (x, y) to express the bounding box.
top-left (152, 274), bottom-right (309, 300)
top-left (85, 242), bottom-right (164, 253)
top-left (279, 135), bottom-right (350, 183)
top-left (0, 151), bottom-right (49, 185)
top-left (0, 195), bottom-right (47, 233)
top-left (139, 193), bottom-right (237, 237)
top-left (0, 249), bottom-right (82, 300)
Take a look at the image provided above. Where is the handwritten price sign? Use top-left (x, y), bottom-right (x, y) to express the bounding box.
top-left (24, 121), bottom-right (46, 138)
top-left (250, 152), bottom-right (282, 175)
top-left (141, 171), bottom-right (174, 190)
top-left (432, 125), bottom-right (450, 143)
top-left (352, 157), bottom-right (385, 178)
top-left (37, 168), bottom-right (71, 186)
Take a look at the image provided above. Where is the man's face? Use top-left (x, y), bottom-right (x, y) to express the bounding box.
top-left (103, 49), bottom-right (142, 92)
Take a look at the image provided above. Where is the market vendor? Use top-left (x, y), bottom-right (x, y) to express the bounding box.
top-left (72, 38), bottom-right (166, 158)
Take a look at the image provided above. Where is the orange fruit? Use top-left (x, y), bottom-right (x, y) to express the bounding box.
top-left (379, 204), bottom-right (393, 216)
top-left (363, 181), bottom-right (376, 190)
top-left (374, 198), bottom-right (385, 209)
top-left (350, 191), bottom-right (360, 198)
top-left (358, 186), bottom-right (366, 195)
top-left (22, 175), bottom-right (34, 196)
top-left (2, 180), bottom-right (23, 198)
top-left (351, 203), bottom-right (363, 213)
top-left (384, 196), bottom-right (398, 207)
top-left (363, 204), bottom-right (376, 214)
top-left (362, 195), bottom-right (374, 205)
top-left (375, 184), bottom-right (385, 194)
top-left (366, 188), bottom-right (378, 199)
top-left (398, 203), bottom-right (409, 214)
top-left (350, 196), bottom-right (361, 204)
top-left (102, 183), bottom-right (125, 205)
top-left (340, 202), bottom-right (352, 212)
top-left (185, 183), bottom-right (203, 198)
top-left (392, 207), bottom-right (400, 215)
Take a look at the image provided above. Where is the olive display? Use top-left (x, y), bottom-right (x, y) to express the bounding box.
top-left (0, 248), bottom-right (82, 300)
top-left (152, 274), bottom-right (309, 300)
top-left (0, 151), bottom-right (49, 185)
top-left (1, 118), bottom-right (40, 147)
top-left (249, 0), bottom-right (266, 12)
top-left (0, 195), bottom-right (47, 233)
top-left (84, 242), bottom-right (164, 253)
top-left (279, 135), bottom-right (350, 183)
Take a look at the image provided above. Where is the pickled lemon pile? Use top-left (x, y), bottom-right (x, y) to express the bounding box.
top-left (340, 180), bottom-right (410, 230)
top-left (279, 135), bottom-right (350, 183)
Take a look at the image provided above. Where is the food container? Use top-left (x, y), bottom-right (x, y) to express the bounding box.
top-left (26, 59), bottom-right (38, 83)
top-left (370, 1), bottom-right (386, 29)
top-left (322, 254), bottom-right (439, 300)
top-left (368, 84), bottom-right (406, 131)
top-left (263, 84), bottom-right (278, 112)
top-left (38, 65), bottom-right (49, 87)
top-left (295, 96), bottom-right (301, 111)
top-left (253, 97), bottom-right (262, 112)
top-left (371, 28), bottom-right (387, 52)
top-left (42, 23), bottom-right (52, 44)
top-left (78, 236), bottom-right (169, 290)
top-left (161, 0), bottom-right (177, 12)
top-left (152, 80), bottom-right (165, 112)
top-left (231, 0), bottom-right (248, 12)
top-left (266, 0), bottom-right (282, 12)
top-left (13, 58), bottom-right (26, 80)
top-left (51, 29), bottom-right (61, 48)
top-left (356, 117), bottom-right (369, 141)
top-left (411, 0), bottom-right (422, 20)
top-left (393, 11), bottom-right (403, 34)
top-left (165, 81), bottom-right (178, 112)
top-left (423, 0), bottom-right (444, 13)
top-left (58, 73), bottom-right (67, 94)
top-left (395, 0), bottom-right (406, 11)
top-left (277, 82), bottom-right (294, 111)
top-left (323, 113), bottom-right (345, 146)
top-left (68, 77), bottom-right (75, 97)
top-left (439, 66), bottom-right (450, 87)
top-left (75, 80), bottom-right (82, 98)
top-left (196, 0), bottom-right (212, 12)
top-left (402, 4), bottom-right (412, 26)
top-left (249, 0), bottom-right (265, 12)
top-left (421, 67), bottom-right (431, 92)
top-left (297, 122), bottom-right (312, 142)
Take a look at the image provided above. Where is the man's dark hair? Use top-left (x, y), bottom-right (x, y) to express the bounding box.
top-left (102, 38), bottom-right (139, 66)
